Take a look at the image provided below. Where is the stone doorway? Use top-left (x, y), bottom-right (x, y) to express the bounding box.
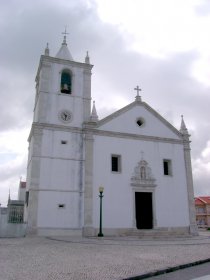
top-left (135, 192), bottom-right (153, 229)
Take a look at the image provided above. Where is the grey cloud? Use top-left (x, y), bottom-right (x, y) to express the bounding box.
top-left (195, 0), bottom-right (210, 16)
top-left (0, 0), bottom-right (210, 204)
top-left (194, 172), bottom-right (210, 196)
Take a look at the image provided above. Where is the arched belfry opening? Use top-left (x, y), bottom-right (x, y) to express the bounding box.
top-left (60, 69), bottom-right (72, 94)
top-left (131, 156), bottom-right (157, 230)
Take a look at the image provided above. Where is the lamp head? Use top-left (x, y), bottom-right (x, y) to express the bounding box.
top-left (99, 186), bottom-right (104, 193)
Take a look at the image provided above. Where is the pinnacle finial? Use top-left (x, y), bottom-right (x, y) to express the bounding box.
top-left (44, 42), bottom-right (49, 56)
top-left (180, 115), bottom-right (189, 135)
top-left (85, 51), bottom-right (90, 64)
top-left (90, 100), bottom-right (98, 122)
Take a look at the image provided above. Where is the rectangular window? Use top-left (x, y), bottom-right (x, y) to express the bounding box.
top-left (163, 159), bottom-right (172, 175)
top-left (111, 155), bottom-right (121, 172)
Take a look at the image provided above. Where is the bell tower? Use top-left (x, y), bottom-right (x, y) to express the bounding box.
top-left (25, 33), bottom-right (93, 235)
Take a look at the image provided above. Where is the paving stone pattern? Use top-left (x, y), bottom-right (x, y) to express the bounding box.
top-left (0, 232), bottom-right (210, 280)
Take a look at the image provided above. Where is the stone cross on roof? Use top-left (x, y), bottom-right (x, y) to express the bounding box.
top-left (134, 85), bottom-right (142, 101)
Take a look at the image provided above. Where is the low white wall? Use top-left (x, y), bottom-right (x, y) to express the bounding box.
top-left (0, 212), bottom-right (26, 238)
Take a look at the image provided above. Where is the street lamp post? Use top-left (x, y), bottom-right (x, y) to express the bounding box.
top-left (98, 186), bottom-right (104, 237)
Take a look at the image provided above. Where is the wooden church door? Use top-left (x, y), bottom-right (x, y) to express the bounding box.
top-left (135, 192), bottom-right (153, 229)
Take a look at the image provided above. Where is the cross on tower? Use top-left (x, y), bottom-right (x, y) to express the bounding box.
top-left (134, 85), bottom-right (141, 96)
top-left (61, 26), bottom-right (69, 45)
top-left (62, 26), bottom-right (69, 36)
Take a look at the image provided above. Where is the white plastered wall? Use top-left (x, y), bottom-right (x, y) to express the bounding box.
top-left (92, 134), bottom-right (190, 230)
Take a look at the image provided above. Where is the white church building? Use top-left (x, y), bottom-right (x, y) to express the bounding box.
top-left (24, 34), bottom-right (198, 237)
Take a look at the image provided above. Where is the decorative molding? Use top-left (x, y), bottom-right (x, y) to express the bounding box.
top-left (31, 155), bottom-right (85, 162)
top-left (131, 159), bottom-right (156, 188)
top-left (131, 156), bottom-right (157, 229)
top-left (30, 122), bottom-right (83, 135)
top-left (84, 127), bottom-right (183, 144)
top-left (96, 101), bottom-right (182, 139)
top-left (35, 55), bottom-right (93, 89)
top-left (29, 188), bottom-right (84, 193)
top-left (29, 121), bottom-right (183, 145)
top-left (40, 55), bottom-right (93, 70)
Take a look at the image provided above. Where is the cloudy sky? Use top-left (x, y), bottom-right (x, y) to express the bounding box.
top-left (0, 0), bottom-right (210, 206)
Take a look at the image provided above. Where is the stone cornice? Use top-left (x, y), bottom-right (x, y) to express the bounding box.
top-left (31, 155), bottom-right (84, 161)
top-left (29, 188), bottom-right (83, 193)
top-left (36, 55), bottom-right (93, 81)
top-left (28, 121), bottom-right (186, 145)
top-left (28, 122), bottom-right (84, 142)
top-left (37, 90), bottom-right (92, 101)
top-left (83, 127), bottom-right (183, 144)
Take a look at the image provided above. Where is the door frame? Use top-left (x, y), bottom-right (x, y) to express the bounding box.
top-left (132, 188), bottom-right (157, 229)
top-left (135, 191), bottom-right (153, 229)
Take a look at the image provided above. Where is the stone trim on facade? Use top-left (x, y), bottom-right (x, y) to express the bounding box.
top-left (83, 132), bottom-right (95, 236)
top-left (97, 101), bottom-right (183, 139)
top-left (183, 138), bottom-right (198, 235)
top-left (36, 55), bottom-right (93, 82)
top-left (131, 158), bottom-right (157, 229)
top-left (86, 128), bottom-right (183, 144)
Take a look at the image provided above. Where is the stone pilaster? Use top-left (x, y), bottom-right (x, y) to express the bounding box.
top-left (83, 67), bottom-right (92, 122)
top-left (26, 125), bottom-right (43, 234)
top-left (183, 137), bottom-right (198, 235)
top-left (83, 131), bottom-right (94, 236)
top-left (180, 116), bottom-right (198, 235)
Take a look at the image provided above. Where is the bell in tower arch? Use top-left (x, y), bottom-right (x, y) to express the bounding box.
top-left (61, 70), bottom-right (71, 94)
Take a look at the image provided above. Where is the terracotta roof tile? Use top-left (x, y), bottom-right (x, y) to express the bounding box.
top-left (195, 196), bottom-right (210, 205)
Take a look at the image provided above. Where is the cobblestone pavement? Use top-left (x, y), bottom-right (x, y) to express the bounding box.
top-left (0, 232), bottom-right (210, 280)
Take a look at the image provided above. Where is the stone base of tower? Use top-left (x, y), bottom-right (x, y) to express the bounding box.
top-left (189, 224), bottom-right (199, 236)
top-left (82, 226), bottom-right (95, 237)
top-left (27, 227), bottom-right (83, 237)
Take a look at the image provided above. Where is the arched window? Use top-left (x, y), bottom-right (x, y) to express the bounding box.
top-left (60, 70), bottom-right (71, 94)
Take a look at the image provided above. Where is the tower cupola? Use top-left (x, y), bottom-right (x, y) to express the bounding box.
top-left (56, 29), bottom-right (73, 61)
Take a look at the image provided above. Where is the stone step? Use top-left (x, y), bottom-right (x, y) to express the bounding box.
top-left (123, 229), bottom-right (191, 239)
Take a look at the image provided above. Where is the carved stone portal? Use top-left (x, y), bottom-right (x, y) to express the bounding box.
top-left (131, 159), bottom-right (156, 188)
top-left (131, 157), bottom-right (157, 228)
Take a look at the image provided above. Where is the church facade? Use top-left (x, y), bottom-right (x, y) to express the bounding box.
top-left (24, 35), bottom-right (198, 236)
